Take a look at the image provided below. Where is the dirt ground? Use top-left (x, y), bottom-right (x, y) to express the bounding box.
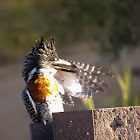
top-left (0, 43), bottom-right (140, 140)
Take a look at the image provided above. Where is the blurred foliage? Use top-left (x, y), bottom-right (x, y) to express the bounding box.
top-left (113, 66), bottom-right (140, 107)
top-left (133, 93), bottom-right (140, 106)
top-left (0, 0), bottom-right (140, 63)
top-left (81, 97), bottom-right (95, 110)
top-left (114, 66), bottom-right (132, 107)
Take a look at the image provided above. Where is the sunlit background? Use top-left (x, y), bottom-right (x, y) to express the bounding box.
top-left (0, 1), bottom-right (140, 139)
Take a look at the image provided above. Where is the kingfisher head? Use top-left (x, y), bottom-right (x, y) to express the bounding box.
top-left (22, 37), bottom-right (59, 83)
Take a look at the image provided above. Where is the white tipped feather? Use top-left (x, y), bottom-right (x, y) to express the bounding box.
top-left (26, 89), bottom-right (38, 114)
top-left (28, 67), bottom-right (37, 82)
top-left (84, 64), bottom-right (89, 71)
top-left (89, 66), bottom-right (95, 74)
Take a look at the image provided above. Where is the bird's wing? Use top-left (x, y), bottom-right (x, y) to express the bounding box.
top-left (54, 60), bottom-right (113, 99)
top-left (53, 59), bottom-right (78, 72)
top-left (59, 92), bottom-right (74, 106)
top-left (22, 88), bottom-right (41, 122)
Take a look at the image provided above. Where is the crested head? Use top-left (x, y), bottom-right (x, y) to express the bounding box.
top-left (34, 37), bottom-right (58, 61)
top-left (22, 37), bottom-right (59, 82)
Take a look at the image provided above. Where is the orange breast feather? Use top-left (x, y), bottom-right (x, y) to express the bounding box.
top-left (27, 76), bottom-right (58, 103)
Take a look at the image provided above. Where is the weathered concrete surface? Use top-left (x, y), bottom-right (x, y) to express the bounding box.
top-left (53, 110), bottom-right (94, 140)
top-left (93, 106), bottom-right (140, 140)
top-left (52, 106), bottom-right (140, 140)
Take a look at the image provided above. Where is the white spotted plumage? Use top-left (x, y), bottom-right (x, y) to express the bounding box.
top-left (22, 37), bottom-right (113, 124)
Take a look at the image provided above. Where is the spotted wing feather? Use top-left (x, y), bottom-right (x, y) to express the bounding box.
top-left (72, 61), bottom-right (113, 77)
top-left (59, 92), bottom-right (74, 106)
top-left (72, 61), bottom-right (113, 95)
top-left (22, 88), bottom-right (51, 123)
top-left (54, 60), bottom-right (113, 99)
top-left (22, 88), bottom-right (41, 122)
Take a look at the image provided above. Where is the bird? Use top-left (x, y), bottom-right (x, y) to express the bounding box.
top-left (22, 37), bottom-right (113, 124)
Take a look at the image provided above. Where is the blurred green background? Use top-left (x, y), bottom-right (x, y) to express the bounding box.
top-left (0, 0), bottom-right (140, 139)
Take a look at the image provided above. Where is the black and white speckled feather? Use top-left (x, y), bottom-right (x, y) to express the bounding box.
top-left (22, 87), bottom-right (63, 123)
top-left (22, 37), bottom-right (59, 83)
top-left (54, 61), bottom-right (113, 99)
top-left (22, 37), bottom-right (113, 124)
top-left (22, 88), bottom-right (41, 122)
